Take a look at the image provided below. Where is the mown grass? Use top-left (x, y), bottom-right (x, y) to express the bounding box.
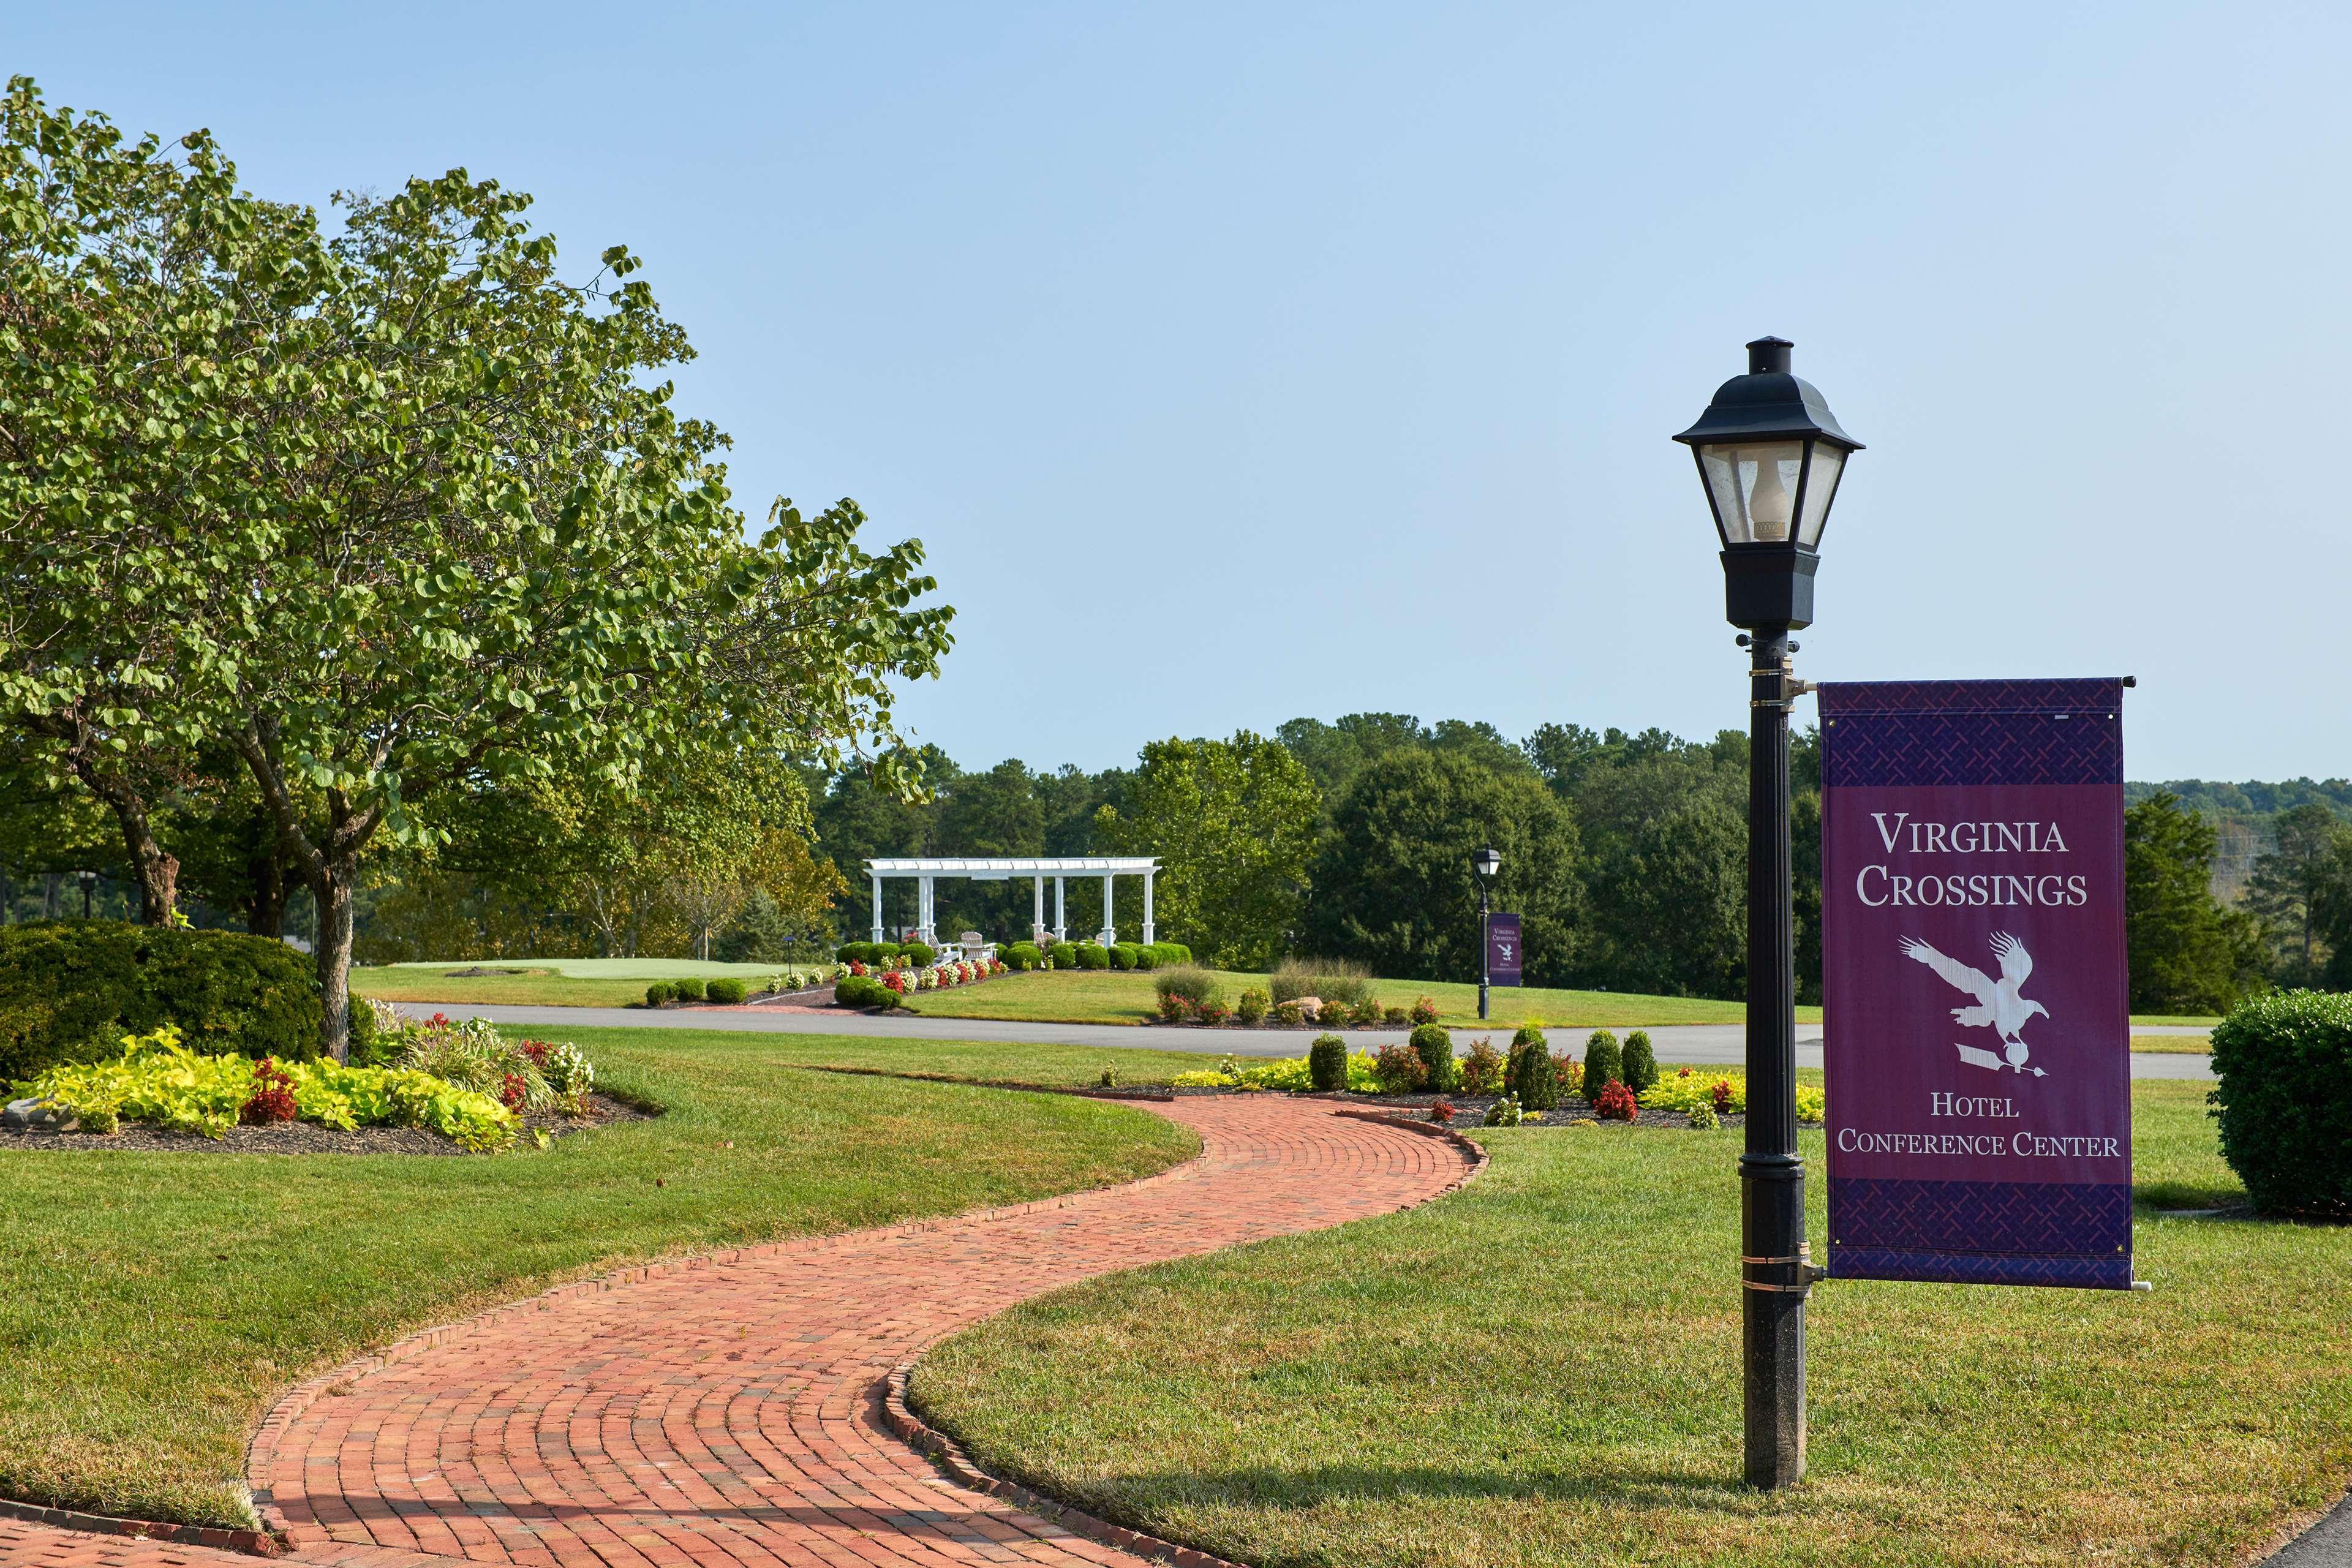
top-left (2131, 1033), bottom-right (2211, 1054)
top-left (0, 1030), bottom-right (1197, 1529)
top-left (914, 1080), bottom-right (2349, 1568)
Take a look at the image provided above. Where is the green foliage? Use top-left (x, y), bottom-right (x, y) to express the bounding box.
top-left (1153, 967), bottom-right (1223, 1008)
top-left (1621, 1029), bottom-right (1659, 1093)
top-left (1371, 1042), bottom-right (1427, 1093)
top-left (1409, 1023), bottom-right (1455, 1091)
top-left (2127, 793), bottom-right (2267, 1013)
top-left (671, 976), bottom-right (707, 1003)
top-left (1308, 1034), bottom-right (1349, 1091)
top-left (1569, 744), bottom-right (1749, 998)
top-left (1049, 942), bottom-right (1080, 969)
top-left (1269, 957), bottom-right (1373, 1008)
top-left (1235, 987), bottom-right (1268, 1024)
top-left (704, 977), bottom-right (747, 1005)
top-left (1482, 1092), bottom-right (1524, 1127)
top-left (2245, 804), bottom-right (2352, 987)
top-left (1108, 943), bottom-right (1139, 971)
top-left (1151, 943), bottom-right (1193, 965)
top-left (1642, 1068), bottom-right (1746, 1114)
top-left (1092, 731), bottom-right (1321, 969)
top-left (1131, 946), bottom-right (1159, 970)
top-left (14, 1026), bottom-right (519, 1150)
top-left (2208, 990), bottom-right (2352, 1214)
top-left (834, 941), bottom-right (870, 965)
top-left (714, 889), bottom-right (796, 965)
top-left (903, 942), bottom-right (937, 968)
top-left (0, 921), bottom-right (319, 1083)
top-left (1306, 749), bottom-right (1582, 987)
top-left (394, 1016), bottom-right (556, 1112)
top-left (1074, 943), bottom-right (1110, 971)
top-left (1458, 1038), bottom-right (1506, 1095)
top-left (1000, 941), bottom-right (1043, 971)
top-left (1686, 1099), bottom-right (1719, 1129)
top-left (1582, 1028), bottom-right (1622, 1100)
top-left (1507, 1036), bottom-right (1558, 1112)
top-left (832, 974), bottom-right (900, 1009)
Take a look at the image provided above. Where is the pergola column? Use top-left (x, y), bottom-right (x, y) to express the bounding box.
top-left (1142, 870), bottom-right (1155, 947)
top-left (871, 872), bottom-right (884, 944)
top-left (1033, 876), bottom-right (1046, 943)
top-left (918, 875), bottom-right (935, 945)
top-left (1099, 873), bottom-right (1117, 946)
top-left (1054, 876), bottom-right (1066, 942)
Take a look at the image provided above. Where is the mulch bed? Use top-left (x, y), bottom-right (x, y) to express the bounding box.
top-left (0, 1093), bottom-right (653, 1156)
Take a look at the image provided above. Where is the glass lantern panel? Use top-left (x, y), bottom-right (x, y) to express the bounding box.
top-left (1700, 441), bottom-right (1804, 544)
top-left (1796, 442), bottom-right (1845, 546)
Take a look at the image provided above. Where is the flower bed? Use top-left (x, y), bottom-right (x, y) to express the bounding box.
top-left (5, 1011), bottom-right (608, 1154)
top-left (834, 955), bottom-right (1010, 1010)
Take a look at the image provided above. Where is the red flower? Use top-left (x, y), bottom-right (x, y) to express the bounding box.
top-left (1428, 1098), bottom-right (1455, 1123)
top-left (1595, 1080), bottom-right (1638, 1121)
top-left (1711, 1080), bottom-right (1733, 1112)
top-left (500, 1073), bottom-right (529, 1110)
top-left (240, 1057), bottom-right (298, 1125)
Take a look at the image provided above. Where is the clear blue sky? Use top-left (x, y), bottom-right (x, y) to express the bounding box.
top-left (12, 3), bottom-right (2349, 783)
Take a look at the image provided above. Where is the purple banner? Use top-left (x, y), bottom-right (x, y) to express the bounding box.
top-left (1485, 913), bottom-right (1523, 986)
top-left (1819, 679), bottom-right (2133, 1289)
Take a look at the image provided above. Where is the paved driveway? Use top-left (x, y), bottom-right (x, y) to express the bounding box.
top-left (406, 1001), bottom-right (2216, 1080)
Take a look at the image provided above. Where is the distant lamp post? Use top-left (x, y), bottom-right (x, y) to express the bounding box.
top-left (1472, 847), bottom-right (1501, 1020)
top-left (1673, 336), bottom-right (1862, 1493)
top-left (77, 869), bottom-right (96, 919)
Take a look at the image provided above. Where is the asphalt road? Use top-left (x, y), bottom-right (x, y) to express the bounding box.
top-left (412, 1001), bottom-right (2216, 1080)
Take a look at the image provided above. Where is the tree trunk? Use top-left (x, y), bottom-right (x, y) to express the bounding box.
top-left (42, 872), bottom-right (61, 918)
top-left (81, 775), bottom-right (178, 924)
top-left (315, 859), bottom-right (357, 1064)
top-left (246, 830), bottom-right (288, 938)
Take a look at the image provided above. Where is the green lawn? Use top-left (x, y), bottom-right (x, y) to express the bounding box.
top-left (2131, 1033), bottom-right (2211, 1054)
top-left (900, 970), bottom-right (1808, 1028)
top-left (355, 957), bottom-right (821, 1008)
top-left (913, 1080), bottom-right (2349, 1568)
top-left (0, 1030), bottom-right (1197, 1530)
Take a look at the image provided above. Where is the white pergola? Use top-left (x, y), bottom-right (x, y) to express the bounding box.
top-left (862, 856), bottom-right (1161, 948)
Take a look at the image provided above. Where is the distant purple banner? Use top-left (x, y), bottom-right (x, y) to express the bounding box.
top-left (1485, 913), bottom-right (1523, 986)
top-left (1819, 679), bottom-right (2133, 1290)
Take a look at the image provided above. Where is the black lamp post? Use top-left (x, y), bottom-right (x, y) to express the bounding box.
top-left (1673, 336), bottom-right (1862, 1491)
top-left (1472, 847), bottom-right (1501, 1019)
top-left (77, 869), bottom-right (96, 919)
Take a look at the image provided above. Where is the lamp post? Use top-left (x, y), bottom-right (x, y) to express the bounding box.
top-left (1673, 336), bottom-right (1862, 1491)
top-left (77, 869), bottom-right (96, 919)
top-left (1473, 848), bottom-right (1501, 1020)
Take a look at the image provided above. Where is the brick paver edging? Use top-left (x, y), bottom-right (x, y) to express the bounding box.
top-left (241, 1140), bottom-right (1216, 1540)
top-left (0, 1496), bottom-right (287, 1559)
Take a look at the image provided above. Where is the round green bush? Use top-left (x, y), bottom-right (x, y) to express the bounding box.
top-left (1507, 1037), bottom-right (1559, 1111)
top-left (1152, 942), bottom-right (1193, 965)
top-left (671, 976), bottom-right (707, 1003)
top-left (902, 942), bottom-right (936, 969)
top-left (1409, 1022), bottom-right (1455, 1092)
top-left (1308, 1033), bottom-right (1349, 1091)
top-left (1132, 946), bottom-right (1159, 971)
top-left (834, 974), bottom-right (889, 1008)
top-left (1049, 941), bottom-right (1080, 968)
top-left (1076, 943), bottom-right (1111, 970)
top-left (1108, 943), bottom-right (1139, 971)
top-left (705, 977), bottom-right (747, 1005)
top-left (1001, 941), bottom-right (1042, 971)
top-left (0, 921), bottom-right (322, 1082)
top-left (835, 941), bottom-right (872, 965)
top-left (644, 981), bottom-right (673, 1006)
top-left (1582, 1028), bottom-right (1622, 1101)
top-left (2209, 990), bottom-right (2352, 1214)
top-left (1621, 1029), bottom-right (1658, 1093)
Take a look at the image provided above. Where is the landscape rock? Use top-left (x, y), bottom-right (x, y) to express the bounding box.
top-left (2, 1097), bottom-right (69, 1131)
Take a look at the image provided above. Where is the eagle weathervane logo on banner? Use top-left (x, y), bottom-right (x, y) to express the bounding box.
top-left (1818, 678), bottom-right (2136, 1291)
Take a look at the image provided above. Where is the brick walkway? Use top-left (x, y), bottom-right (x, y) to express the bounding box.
top-left (4, 1096), bottom-right (1472, 1568)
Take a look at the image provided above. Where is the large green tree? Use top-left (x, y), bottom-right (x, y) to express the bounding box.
top-left (0, 85), bottom-right (951, 1055)
top-left (1094, 731), bottom-right (1320, 968)
top-left (2246, 802), bottom-right (2351, 984)
top-left (1305, 748), bottom-right (1582, 986)
top-left (2125, 793), bottom-right (2266, 1014)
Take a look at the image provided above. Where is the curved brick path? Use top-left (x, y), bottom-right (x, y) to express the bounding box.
top-left (4, 1096), bottom-right (1471, 1568)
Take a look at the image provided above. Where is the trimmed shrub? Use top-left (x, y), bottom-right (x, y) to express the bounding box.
top-left (1075, 942), bottom-right (1111, 970)
top-left (1150, 942), bottom-right (1193, 965)
top-left (1511, 1023), bottom-right (1547, 1049)
top-left (644, 981), bottom-right (673, 1007)
top-left (1308, 1033), bottom-right (1349, 1091)
top-left (1410, 995), bottom-right (1439, 1027)
top-left (346, 992), bottom-right (378, 1065)
top-left (1273, 1000), bottom-right (1307, 1027)
top-left (2209, 990), bottom-right (2352, 1214)
top-left (1371, 1042), bottom-right (1427, 1093)
top-left (1048, 941), bottom-right (1079, 968)
top-left (1235, 987), bottom-right (1268, 1024)
top-left (0, 921), bottom-right (322, 1082)
top-left (1109, 943), bottom-right (1140, 971)
top-left (834, 941), bottom-right (869, 966)
top-left (1409, 1022), bottom-right (1455, 1092)
top-left (903, 942), bottom-right (936, 969)
top-left (1621, 1029), bottom-right (1659, 1093)
top-left (1458, 1038), bottom-right (1505, 1096)
top-left (1583, 1029), bottom-right (1622, 1101)
top-left (671, 976), bottom-right (707, 1003)
top-left (1507, 1035), bottom-right (1559, 1112)
top-left (706, 977), bottom-right (747, 1005)
top-left (834, 974), bottom-right (896, 1009)
top-left (1133, 946), bottom-right (1159, 971)
top-left (1381, 1005), bottom-right (1411, 1026)
top-left (1000, 941), bottom-right (1042, 971)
